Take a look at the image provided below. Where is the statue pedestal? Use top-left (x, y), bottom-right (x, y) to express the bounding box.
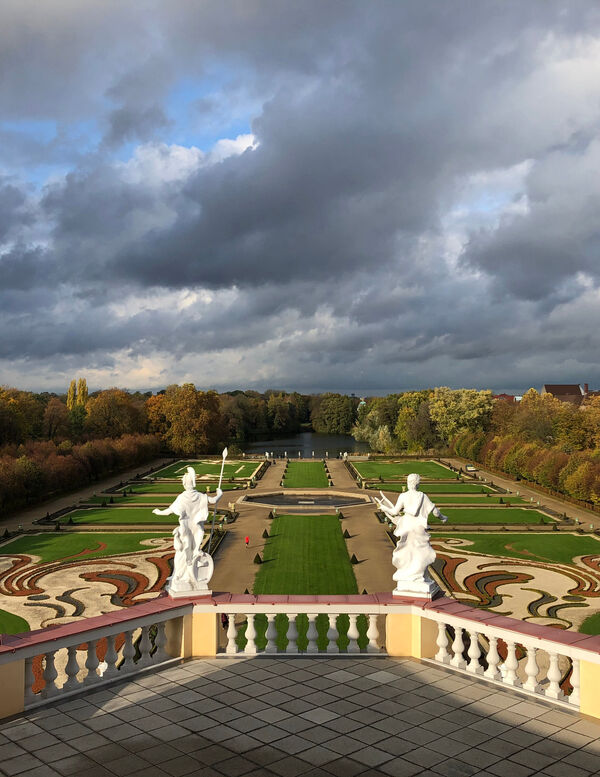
top-left (166, 578), bottom-right (212, 598)
top-left (392, 578), bottom-right (441, 600)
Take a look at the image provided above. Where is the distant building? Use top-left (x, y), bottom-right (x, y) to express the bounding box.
top-left (541, 384), bottom-right (584, 406)
top-left (493, 393), bottom-right (516, 403)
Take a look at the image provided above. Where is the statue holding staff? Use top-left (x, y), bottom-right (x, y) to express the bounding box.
top-left (154, 465), bottom-right (223, 596)
top-left (374, 473), bottom-right (448, 598)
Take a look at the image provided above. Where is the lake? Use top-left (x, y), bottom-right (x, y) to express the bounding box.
top-left (243, 431), bottom-right (370, 458)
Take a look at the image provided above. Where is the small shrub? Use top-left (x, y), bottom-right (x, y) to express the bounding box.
top-left (262, 529), bottom-right (269, 539)
top-left (253, 553), bottom-right (262, 564)
top-left (68, 516), bottom-right (74, 525)
top-left (499, 497), bottom-right (504, 504)
top-left (343, 529), bottom-right (351, 538)
top-left (109, 496), bottom-right (114, 504)
top-left (54, 521), bottom-right (61, 532)
top-left (350, 554), bottom-right (359, 564)
top-left (101, 500), bottom-right (107, 507)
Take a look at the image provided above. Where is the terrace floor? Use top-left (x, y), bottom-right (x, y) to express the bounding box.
top-left (2, 657), bottom-right (599, 777)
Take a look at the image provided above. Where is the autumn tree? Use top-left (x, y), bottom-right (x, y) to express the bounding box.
top-left (66, 379), bottom-right (77, 410)
top-left (85, 389), bottom-right (146, 438)
top-left (147, 384), bottom-right (224, 454)
top-left (43, 398), bottom-right (70, 440)
top-left (76, 378), bottom-right (88, 407)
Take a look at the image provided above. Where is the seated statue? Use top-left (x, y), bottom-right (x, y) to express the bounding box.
top-left (153, 466), bottom-right (223, 596)
top-left (375, 473), bottom-right (448, 598)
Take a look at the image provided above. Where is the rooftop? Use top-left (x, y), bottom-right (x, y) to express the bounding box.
top-left (2, 655), bottom-right (599, 777)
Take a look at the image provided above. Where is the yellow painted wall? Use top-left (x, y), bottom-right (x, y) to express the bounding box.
top-left (0, 660), bottom-right (24, 719)
top-left (385, 612), bottom-right (438, 659)
top-left (579, 660), bottom-right (600, 722)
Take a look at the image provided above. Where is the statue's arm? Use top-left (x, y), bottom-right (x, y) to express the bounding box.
top-left (153, 505), bottom-right (176, 516)
top-left (430, 502), bottom-right (448, 523)
top-left (207, 488), bottom-right (223, 505)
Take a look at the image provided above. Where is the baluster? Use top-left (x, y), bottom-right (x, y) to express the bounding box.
top-left (286, 615), bottom-right (298, 653)
top-left (523, 645), bottom-right (540, 693)
top-left (484, 636), bottom-right (501, 680)
top-left (326, 614), bottom-right (339, 653)
top-left (435, 622), bottom-right (450, 664)
top-left (347, 614), bottom-right (360, 653)
top-left (42, 650), bottom-right (59, 698)
top-left (245, 614), bottom-right (257, 655)
top-left (63, 645), bottom-right (81, 690)
top-left (153, 622), bottom-right (169, 662)
top-left (121, 630), bottom-right (135, 672)
top-left (366, 614), bottom-right (379, 653)
top-left (569, 658), bottom-right (580, 706)
top-left (450, 627), bottom-right (466, 669)
top-left (467, 631), bottom-right (483, 675)
top-left (503, 641), bottom-right (521, 687)
top-left (226, 616), bottom-right (238, 654)
top-left (545, 652), bottom-right (564, 700)
top-left (24, 657), bottom-right (36, 704)
top-left (138, 626), bottom-right (153, 667)
top-left (265, 615), bottom-right (278, 653)
top-left (85, 640), bottom-right (100, 683)
top-left (306, 614), bottom-right (318, 653)
top-left (102, 635), bottom-right (119, 679)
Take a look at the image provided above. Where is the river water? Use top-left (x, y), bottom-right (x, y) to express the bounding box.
top-left (243, 431), bottom-right (370, 458)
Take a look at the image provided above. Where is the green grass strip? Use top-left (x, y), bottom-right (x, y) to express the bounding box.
top-left (0, 609), bottom-right (30, 636)
top-left (283, 462), bottom-right (329, 488)
top-left (369, 482), bottom-right (494, 493)
top-left (433, 508), bottom-right (550, 525)
top-left (152, 460), bottom-right (258, 479)
top-left (254, 514), bottom-right (357, 595)
top-left (354, 461), bottom-right (455, 479)
top-left (431, 531), bottom-right (600, 566)
top-left (0, 532), bottom-right (172, 564)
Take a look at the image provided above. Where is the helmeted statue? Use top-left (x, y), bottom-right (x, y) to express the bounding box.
top-left (153, 466), bottom-right (223, 596)
top-left (375, 473), bottom-right (448, 598)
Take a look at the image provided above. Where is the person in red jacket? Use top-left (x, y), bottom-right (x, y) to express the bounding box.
top-left (245, 535), bottom-right (249, 548)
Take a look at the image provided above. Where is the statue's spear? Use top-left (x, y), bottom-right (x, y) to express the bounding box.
top-left (207, 447), bottom-right (227, 555)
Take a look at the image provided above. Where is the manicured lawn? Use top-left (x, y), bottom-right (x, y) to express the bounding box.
top-left (0, 609), bottom-right (30, 635)
top-left (152, 460), bottom-right (259, 479)
top-left (59, 507), bottom-right (178, 525)
top-left (354, 461), bottom-right (455, 479)
top-left (431, 508), bottom-right (551, 525)
top-left (283, 462), bottom-right (330, 489)
top-left (254, 515), bottom-right (357, 594)
top-left (421, 496), bottom-right (525, 505)
top-left (87, 486), bottom-right (243, 505)
top-left (431, 532), bottom-right (600, 567)
top-left (581, 612), bottom-right (600, 635)
top-left (0, 532), bottom-right (172, 564)
top-left (368, 482), bottom-right (494, 493)
top-left (127, 482), bottom-right (242, 494)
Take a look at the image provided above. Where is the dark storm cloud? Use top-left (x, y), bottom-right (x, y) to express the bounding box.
top-left (2, 1), bottom-right (600, 390)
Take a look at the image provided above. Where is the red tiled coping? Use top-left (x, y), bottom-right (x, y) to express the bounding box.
top-left (1, 592), bottom-right (598, 658)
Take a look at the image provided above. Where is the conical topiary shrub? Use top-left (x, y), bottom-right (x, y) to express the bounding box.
top-left (262, 529), bottom-right (269, 539)
top-left (350, 554), bottom-right (359, 564)
top-left (343, 529), bottom-right (351, 538)
top-left (253, 554), bottom-right (262, 564)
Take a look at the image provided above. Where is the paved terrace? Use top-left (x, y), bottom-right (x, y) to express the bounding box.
top-left (2, 655), bottom-right (599, 777)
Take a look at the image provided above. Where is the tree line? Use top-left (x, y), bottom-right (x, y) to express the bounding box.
top-left (453, 389), bottom-right (600, 505)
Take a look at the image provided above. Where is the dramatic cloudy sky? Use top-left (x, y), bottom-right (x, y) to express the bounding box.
top-left (2, 1), bottom-right (600, 394)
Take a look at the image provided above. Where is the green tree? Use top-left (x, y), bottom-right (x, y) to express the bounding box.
top-left (429, 387), bottom-right (493, 444)
top-left (311, 394), bottom-right (355, 434)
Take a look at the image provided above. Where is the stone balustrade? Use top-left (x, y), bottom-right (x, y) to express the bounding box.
top-left (1, 593), bottom-right (599, 722)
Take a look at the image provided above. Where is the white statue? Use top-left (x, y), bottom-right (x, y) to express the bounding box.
top-left (375, 473), bottom-right (448, 598)
top-left (153, 466), bottom-right (223, 596)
